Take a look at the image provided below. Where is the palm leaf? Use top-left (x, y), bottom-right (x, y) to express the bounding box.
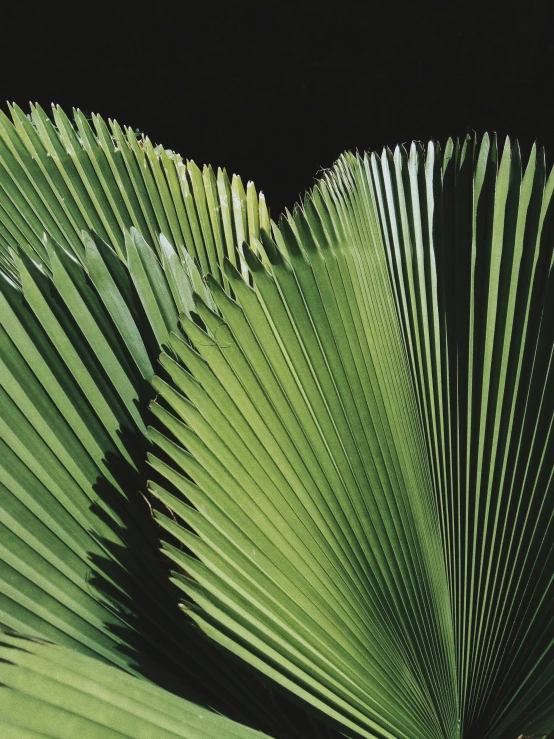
top-left (149, 138), bottom-right (553, 738)
top-left (0, 633), bottom-right (272, 738)
top-left (0, 230), bottom-right (327, 736)
top-left (0, 106), bottom-right (551, 739)
top-left (0, 104), bottom-right (326, 737)
top-left (0, 234), bottom-right (291, 730)
top-left (0, 103), bottom-right (269, 283)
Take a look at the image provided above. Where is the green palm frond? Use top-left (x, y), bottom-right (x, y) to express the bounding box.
top-left (0, 106), bottom-right (552, 739)
top-left (149, 137), bottom-right (553, 738)
top-left (0, 227), bottom-right (299, 732)
top-left (0, 633), bottom-right (272, 738)
top-left (0, 104), bottom-right (320, 738)
top-left (0, 103), bottom-right (268, 284)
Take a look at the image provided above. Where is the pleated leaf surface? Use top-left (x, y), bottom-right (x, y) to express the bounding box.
top-left (0, 633), bottom-right (272, 739)
top-left (0, 104), bottom-right (327, 738)
top-left (150, 137), bottom-right (553, 739)
top-left (0, 105), bottom-right (552, 739)
top-left (0, 103), bottom-right (269, 285)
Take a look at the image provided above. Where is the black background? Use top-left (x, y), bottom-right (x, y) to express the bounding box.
top-left (2, 0), bottom-right (553, 216)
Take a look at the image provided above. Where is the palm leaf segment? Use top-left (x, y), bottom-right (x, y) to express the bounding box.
top-left (0, 634), bottom-right (271, 739)
top-left (0, 104), bottom-right (300, 738)
top-left (0, 103), bottom-right (268, 284)
top-left (150, 138), bottom-right (554, 738)
top-left (3, 105), bottom-right (554, 739)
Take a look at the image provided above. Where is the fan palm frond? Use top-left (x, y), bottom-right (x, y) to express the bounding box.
top-left (0, 105), bottom-right (317, 738)
top-left (0, 106), bottom-right (551, 739)
top-left (150, 136), bottom-right (554, 739)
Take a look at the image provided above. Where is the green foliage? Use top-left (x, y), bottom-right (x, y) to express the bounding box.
top-left (0, 105), bottom-right (552, 738)
top-left (0, 633), bottom-right (271, 738)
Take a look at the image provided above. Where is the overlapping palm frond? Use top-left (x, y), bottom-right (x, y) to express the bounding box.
top-left (0, 103), bottom-right (269, 285)
top-left (0, 106), bottom-right (552, 739)
top-left (0, 105), bottom-right (320, 738)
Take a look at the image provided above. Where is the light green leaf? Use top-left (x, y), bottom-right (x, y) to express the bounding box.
top-left (0, 634), bottom-right (272, 739)
top-left (150, 140), bottom-right (554, 739)
top-left (0, 105), bottom-right (552, 739)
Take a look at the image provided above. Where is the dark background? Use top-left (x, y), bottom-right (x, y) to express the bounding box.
top-left (2, 0), bottom-right (553, 216)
